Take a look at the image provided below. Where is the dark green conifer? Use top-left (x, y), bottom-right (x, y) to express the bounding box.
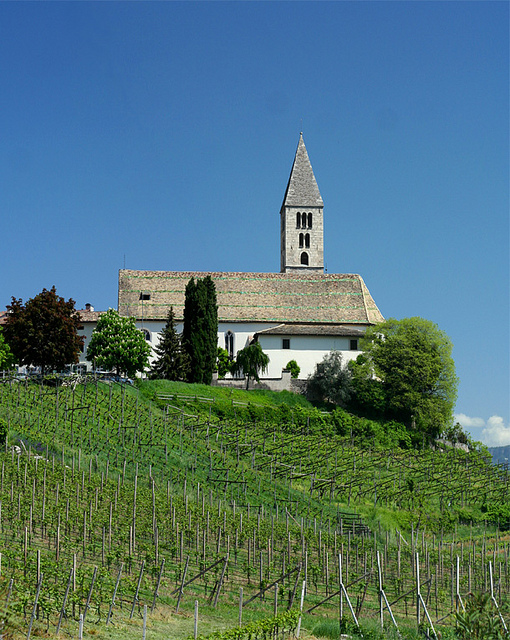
top-left (182, 276), bottom-right (218, 384)
top-left (150, 307), bottom-right (189, 380)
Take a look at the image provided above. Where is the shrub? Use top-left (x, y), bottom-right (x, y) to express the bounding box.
top-left (285, 360), bottom-right (300, 378)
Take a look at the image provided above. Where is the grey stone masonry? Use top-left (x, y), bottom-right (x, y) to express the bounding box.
top-left (280, 134), bottom-right (324, 273)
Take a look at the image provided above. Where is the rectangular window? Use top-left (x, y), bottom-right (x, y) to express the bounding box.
top-left (350, 339), bottom-right (358, 351)
top-left (282, 338), bottom-right (290, 350)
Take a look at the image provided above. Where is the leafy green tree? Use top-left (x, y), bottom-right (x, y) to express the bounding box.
top-left (86, 309), bottom-right (151, 378)
top-left (0, 328), bottom-right (15, 371)
top-left (150, 307), bottom-right (189, 380)
top-left (285, 360), bottom-right (300, 379)
top-left (216, 347), bottom-right (231, 378)
top-left (348, 354), bottom-right (387, 418)
top-left (354, 317), bottom-right (458, 440)
top-left (182, 276), bottom-right (218, 384)
top-left (306, 351), bottom-right (352, 406)
top-left (231, 341), bottom-right (269, 389)
top-left (3, 286), bottom-right (84, 374)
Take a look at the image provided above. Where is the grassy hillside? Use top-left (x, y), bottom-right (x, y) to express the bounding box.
top-left (0, 377), bottom-right (508, 639)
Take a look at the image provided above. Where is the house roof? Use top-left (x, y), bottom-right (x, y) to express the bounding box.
top-left (118, 270), bottom-right (384, 325)
top-left (77, 309), bottom-right (105, 322)
top-left (281, 133), bottom-right (323, 209)
top-left (255, 324), bottom-right (367, 337)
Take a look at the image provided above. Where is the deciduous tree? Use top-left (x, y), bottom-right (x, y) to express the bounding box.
top-left (352, 317), bottom-right (458, 440)
top-left (0, 328), bottom-right (15, 371)
top-left (86, 309), bottom-right (151, 378)
top-left (231, 341), bottom-right (269, 389)
top-left (3, 286), bottom-right (84, 374)
top-left (306, 351), bottom-right (352, 406)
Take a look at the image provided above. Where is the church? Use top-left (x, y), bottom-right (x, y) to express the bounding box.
top-left (82, 134), bottom-right (384, 383)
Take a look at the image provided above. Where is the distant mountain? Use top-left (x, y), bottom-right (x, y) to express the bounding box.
top-left (488, 445), bottom-right (510, 465)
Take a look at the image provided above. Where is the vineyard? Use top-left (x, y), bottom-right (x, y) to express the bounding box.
top-left (0, 377), bottom-right (508, 639)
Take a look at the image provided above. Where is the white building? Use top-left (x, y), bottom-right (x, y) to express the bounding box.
top-left (109, 134), bottom-right (384, 383)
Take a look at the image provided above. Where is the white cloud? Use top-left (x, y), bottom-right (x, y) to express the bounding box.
top-left (481, 416), bottom-right (510, 447)
top-left (454, 413), bottom-right (510, 447)
top-left (454, 413), bottom-right (485, 429)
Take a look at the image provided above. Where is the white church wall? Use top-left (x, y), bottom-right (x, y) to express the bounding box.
top-left (77, 318), bottom-right (363, 382)
top-left (257, 334), bottom-right (361, 379)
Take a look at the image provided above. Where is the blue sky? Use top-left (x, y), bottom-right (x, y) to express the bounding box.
top-left (1, 2), bottom-right (508, 445)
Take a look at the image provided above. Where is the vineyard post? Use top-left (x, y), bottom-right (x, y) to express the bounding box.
top-left (455, 556), bottom-right (465, 612)
top-left (489, 561), bottom-right (508, 632)
top-left (26, 572), bottom-right (43, 640)
top-left (213, 554), bottom-right (229, 608)
top-left (338, 553), bottom-right (343, 622)
top-left (83, 566), bottom-right (97, 622)
top-left (130, 560), bottom-right (145, 619)
top-left (377, 550), bottom-right (383, 628)
top-left (194, 600), bottom-right (198, 640)
top-left (151, 558), bottom-right (165, 613)
top-left (132, 473), bottom-right (137, 553)
top-left (416, 550), bottom-right (420, 627)
top-left (338, 553), bottom-right (360, 632)
top-left (78, 613), bottom-right (83, 640)
top-left (106, 563), bottom-right (123, 626)
top-left (296, 580), bottom-right (306, 638)
top-left (415, 553), bottom-right (438, 639)
top-left (176, 555), bottom-right (190, 613)
top-left (4, 577), bottom-right (13, 617)
top-left (274, 582), bottom-right (278, 617)
top-left (239, 587), bottom-right (243, 626)
top-left (56, 567), bottom-right (74, 635)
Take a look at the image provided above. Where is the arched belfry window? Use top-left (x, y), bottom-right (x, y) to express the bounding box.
top-left (305, 233), bottom-right (310, 248)
top-left (299, 233), bottom-right (304, 248)
top-left (308, 212), bottom-right (313, 228)
top-left (301, 252), bottom-right (309, 265)
top-left (296, 212), bottom-right (301, 228)
top-left (301, 212), bottom-right (307, 228)
top-left (225, 331), bottom-right (234, 359)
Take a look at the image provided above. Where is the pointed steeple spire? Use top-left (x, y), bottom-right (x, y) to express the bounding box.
top-left (280, 134), bottom-right (325, 274)
top-left (281, 133), bottom-right (323, 208)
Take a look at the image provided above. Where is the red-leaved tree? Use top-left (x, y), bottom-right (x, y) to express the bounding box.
top-left (4, 286), bottom-right (84, 374)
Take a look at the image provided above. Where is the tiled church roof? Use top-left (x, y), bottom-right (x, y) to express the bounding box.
top-left (281, 133), bottom-right (323, 209)
top-left (255, 324), bottom-right (366, 337)
top-left (118, 270), bottom-right (384, 325)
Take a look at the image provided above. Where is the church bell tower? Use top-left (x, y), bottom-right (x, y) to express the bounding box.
top-left (280, 133), bottom-right (324, 273)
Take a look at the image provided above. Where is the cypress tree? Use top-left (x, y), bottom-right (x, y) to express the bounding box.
top-left (182, 276), bottom-right (218, 384)
top-left (202, 276), bottom-right (218, 384)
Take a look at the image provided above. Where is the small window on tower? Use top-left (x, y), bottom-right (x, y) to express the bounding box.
top-left (301, 252), bottom-right (309, 265)
top-left (299, 233), bottom-right (304, 248)
top-left (301, 212), bottom-right (307, 228)
top-left (308, 212), bottom-right (313, 228)
top-left (282, 339), bottom-right (290, 350)
top-left (296, 212), bottom-right (301, 228)
top-left (305, 233), bottom-right (310, 248)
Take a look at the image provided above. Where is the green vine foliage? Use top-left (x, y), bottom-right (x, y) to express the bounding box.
top-left (454, 593), bottom-right (509, 639)
top-left (191, 609), bottom-right (300, 640)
